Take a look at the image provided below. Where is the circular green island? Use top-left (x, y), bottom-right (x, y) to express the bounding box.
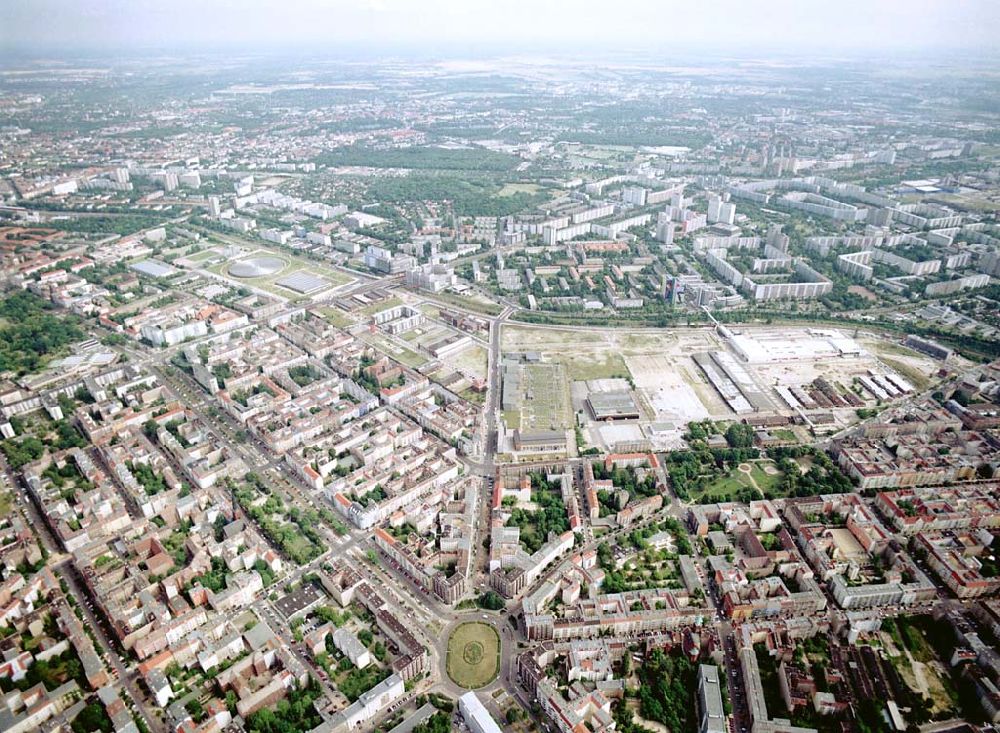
top-left (446, 622), bottom-right (500, 688)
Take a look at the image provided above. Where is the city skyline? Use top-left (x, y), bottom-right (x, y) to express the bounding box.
top-left (0, 6), bottom-right (999, 733)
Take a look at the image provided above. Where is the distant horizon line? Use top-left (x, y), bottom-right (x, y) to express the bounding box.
top-left (2, 40), bottom-right (1000, 65)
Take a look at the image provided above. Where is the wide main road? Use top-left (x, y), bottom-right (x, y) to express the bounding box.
top-left (462, 304), bottom-right (514, 475)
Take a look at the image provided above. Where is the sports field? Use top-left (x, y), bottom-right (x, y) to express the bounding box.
top-left (446, 622), bottom-right (500, 688)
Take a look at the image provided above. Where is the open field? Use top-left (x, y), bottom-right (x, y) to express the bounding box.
top-left (184, 249), bottom-right (219, 263)
top-left (848, 285), bottom-right (879, 302)
top-left (357, 332), bottom-right (428, 369)
top-left (360, 295), bottom-right (403, 316)
top-left (859, 336), bottom-right (950, 390)
top-left (502, 326), bottom-right (730, 426)
top-left (425, 290), bottom-right (503, 315)
top-left (881, 615), bottom-right (966, 717)
top-left (551, 350), bottom-right (629, 381)
top-left (862, 339), bottom-right (924, 358)
top-left (446, 344), bottom-right (488, 380)
top-left (317, 307), bottom-right (356, 329)
top-left (704, 475), bottom-right (751, 499)
top-left (747, 462), bottom-right (781, 492)
top-left (565, 145), bottom-right (635, 166)
top-left (502, 325), bottom-right (720, 358)
top-left (702, 469), bottom-right (758, 502)
top-left (502, 325), bottom-right (943, 445)
top-left (888, 640), bottom-right (956, 715)
top-left (498, 183), bottom-right (542, 196)
top-left (446, 623), bottom-right (500, 689)
top-left (502, 325), bottom-right (605, 350)
top-left (936, 193), bottom-right (1000, 213)
top-left (880, 357), bottom-right (932, 391)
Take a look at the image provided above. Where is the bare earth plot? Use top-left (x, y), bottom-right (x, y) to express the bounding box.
top-left (502, 325), bottom-right (731, 428)
top-left (445, 344), bottom-right (488, 381)
top-left (426, 290), bottom-right (503, 315)
top-left (626, 354), bottom-right (721, 423)
top-left (502, 325), bottom-right (605, 351)
top-left (858, 335), bottom-right (958, 390)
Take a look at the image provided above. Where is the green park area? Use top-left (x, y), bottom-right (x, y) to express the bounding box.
top-left (670, 422), bottom-right (854, 503)
top-left (0, 290), bottom-right (84, 376)
top-left (446, 622), bottom-right (500, 688)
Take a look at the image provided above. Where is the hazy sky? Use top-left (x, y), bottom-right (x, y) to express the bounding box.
top-left (2, 0), bottom-right (998, 56)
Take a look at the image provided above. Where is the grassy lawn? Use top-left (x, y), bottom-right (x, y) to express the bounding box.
top-left (283, 534), bottom-right (316, 562)
top-left (461, 389), bottom-right (485, 404)
top-left (360, 296), bottom-right (404, 317)
top-left (391, 347), bottom-right (427, 369)
top-left (895, 616), bottom-right (936, 664)
top-left (515, 522), bottom-right (542, 552)
top-left (688, 460), bottom-right (786, 503)
top-left (702, 474), bottom-right (754, 499)
top-left (446, 623), bottom-right (500, 689)
top-left (426, 290), bottom-right (503, 316)
top-left (502, 410), bottom-right (522, 429)
top-left (357, 333), bottom-right (427, 368)
top-left (335, 664), bottom-right (390, 702)
top-left (447, 344), bottom-right (488, 379)
top-left (499, 183), bottom-right (542, 196)
top-left (550, 350), bottom-right (631, 382)
top-left (0, 492), bottom-right (11, 519)
top-left (880, 357), bottom-right (931, 390)
top-left (317, 307), bottom-right (355, 328)
top-left (749, 463), bottom-right (781, 493)
top-left (184, 249), bottom-right (218, 263)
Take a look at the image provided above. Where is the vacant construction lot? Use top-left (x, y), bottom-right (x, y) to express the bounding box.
top-left (502, 325), bottom-right (731, 427)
